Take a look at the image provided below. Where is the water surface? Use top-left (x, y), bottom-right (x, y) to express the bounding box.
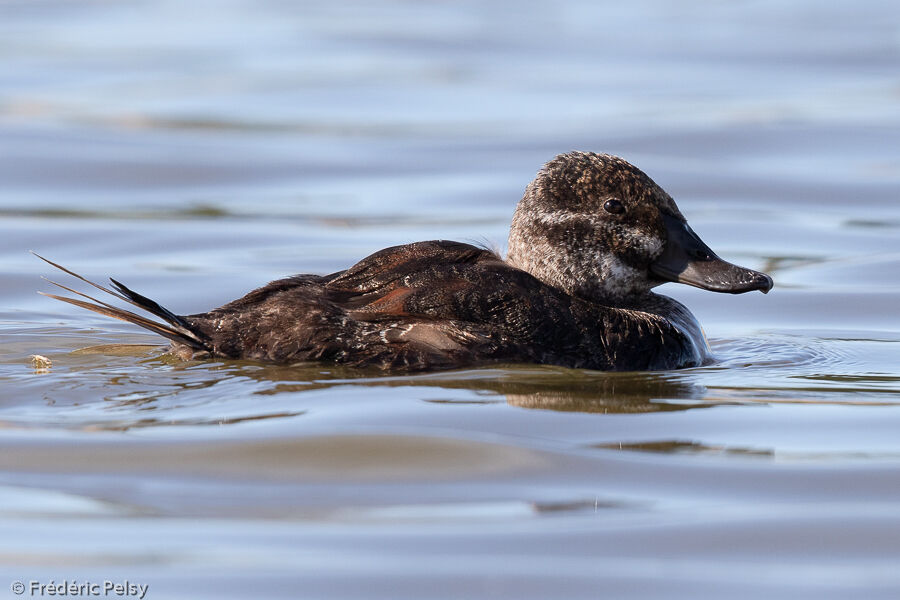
top-left (2, 1), bottom-right (900, 598)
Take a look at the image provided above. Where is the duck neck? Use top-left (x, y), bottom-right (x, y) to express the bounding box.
top-left (506, 243), bottom-right (654, 308)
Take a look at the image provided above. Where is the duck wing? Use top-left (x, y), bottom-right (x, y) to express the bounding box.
top-left (318, 241), bottom-right (584, 367)
top-left (183, 240), bottom-right (575, 368)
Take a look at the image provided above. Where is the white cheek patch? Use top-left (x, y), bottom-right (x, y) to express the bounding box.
top-left (641, 235), bottom-right (664, 257)
top-left (597, 254), bottom-right (652, 299)
top-left (622, 229), bottom-right (664, 257)
top-left (600, 255), bottom-right (641, 283)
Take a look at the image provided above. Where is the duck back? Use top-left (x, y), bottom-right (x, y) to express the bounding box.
top-left (177, 241), bottom-right (704, 371)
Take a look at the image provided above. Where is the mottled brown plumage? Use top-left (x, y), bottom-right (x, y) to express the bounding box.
top-left (36, 152), bottom-right (773, 372)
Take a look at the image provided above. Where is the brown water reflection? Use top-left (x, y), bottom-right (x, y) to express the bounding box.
top-left (594, 439), bottom-right (774, 458)
top-left (249, 363), bottom-right (714, 414)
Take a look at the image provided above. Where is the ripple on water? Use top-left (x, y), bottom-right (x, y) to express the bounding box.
top-left (703, 331), bottom-right (900, 401)
top-left (3, 324), bottom-right (900, 434)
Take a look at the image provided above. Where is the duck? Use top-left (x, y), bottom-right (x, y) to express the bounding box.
top-left (36, 151), bottom-right (773, 372)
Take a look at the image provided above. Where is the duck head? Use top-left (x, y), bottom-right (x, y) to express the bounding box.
top-left (506, 152), bottom-right (773, 304)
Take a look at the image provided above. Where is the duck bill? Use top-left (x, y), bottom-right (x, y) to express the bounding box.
top-left (650, 213), bottom-right (773, 294)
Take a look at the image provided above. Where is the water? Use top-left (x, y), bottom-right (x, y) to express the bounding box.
top-left (2, 1), bottom-right (900, 598)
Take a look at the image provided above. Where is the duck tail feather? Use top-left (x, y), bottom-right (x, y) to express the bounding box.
top-left (32, 252), bottom-right (130, 302)
top-left (38, 291), bottom-right (206, 349)
top-left (109, 277), bottom-right (196, 334)
top-left (33, 252), bottom-right (207, 350)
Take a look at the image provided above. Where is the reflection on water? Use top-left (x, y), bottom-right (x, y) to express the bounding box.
top-left (2, 0), bottom-right (900, 598)
top-left (2, 330), bottom-right (899, 434)
top-left (256, 364), bottom-right (713, 413)
top-left (594, 439), bottom-right (775, 458)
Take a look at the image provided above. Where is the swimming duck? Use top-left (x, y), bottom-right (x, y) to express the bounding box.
top-left (36, 151), bottom-right (772, 372)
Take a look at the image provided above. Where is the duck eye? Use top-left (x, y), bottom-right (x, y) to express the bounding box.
top-left (603, 199), bottom-right (625, 215)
